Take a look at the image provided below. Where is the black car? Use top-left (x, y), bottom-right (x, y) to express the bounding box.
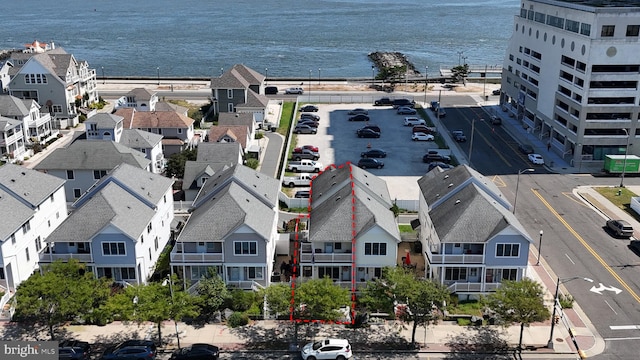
top-left (451, 130), bottom-right (466, 142)
top-left (265, 86), bottom-right (278, 95)
top-left (374, 97), bottom-right (393, 106)
top-left (298, 119), bottom-right (319, 128)
top-left (170, 343), bottom-right (220, 360)
top-left (103, 340), bottom-right (157, 360)
top-left (360, 148), bottom-right (386, 158)
top-left (361, 124), bottom-right (381, 133)
top-left (492, 89), bottom-right (501, 96)
top-left (295, 190), bottom-right (311, 199)
top-left (423, 153), bottom-right (451, 163)
top-left (357, 158), bottom-right (384, 169)
top-left (392, 98), bottom-right (415, 108)
top-left (300, 104), bottom-right (318, 112)
top-left (428, 162), bottom-right (454, 171)
top-left (356, 128), bottom-right (380, 138)
top-left (349, 114), bottom-right (370, 122)
top-left (300, 113), bottom-right (320, 121)
top-left (59, 340), bottom-right (90, 360)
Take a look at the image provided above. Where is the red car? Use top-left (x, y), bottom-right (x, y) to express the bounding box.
top-left (294, 145), bottom-right (319, 153)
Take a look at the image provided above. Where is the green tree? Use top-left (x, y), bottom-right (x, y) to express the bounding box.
top-left (361, 267), bottom-right (449, 346)
top-left (262, 283), bottom-right (292, 318)
top-left (484, 278), bottom-right (550, 351)
top-left (14, 260), bottom-right (111, 339)
top-left (295, 277), bottom-right (350, 321)
top-left (165, 148), bottom-right (197, 178)
top-left (450, 64), bottom-right (469, 85)
top-left (106, 277), bottom-right (199, 345)
top-left (194, 270), bottom-right (229, 318)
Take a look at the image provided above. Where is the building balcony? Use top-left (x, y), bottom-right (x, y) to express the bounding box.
top-left (300, 252), bottom-right (352, 263)
top-left (446, 282), bottom-right (501, 293)
top-left (39, 252), bottom-right (93, 263)
top-left (226, 280), bottom-right (264, 290)
top-left (170, 252), bottom-right (223, 263)
top-left (430, 254), bottom-right (484, 264)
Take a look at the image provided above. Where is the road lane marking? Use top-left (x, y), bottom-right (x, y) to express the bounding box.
top-left (565, 253), bottom-right (575, 265)
top-left (532, 188), bottom-right (640, 303)
top-left (610, 325), bottom-right (640, 330)
top-left (491, 175), bottom-right (507, 187)
top-left (562, 191), bottom-right (591, 208)
top-left (604, 300), bottom-right (618, 315)
top-left (604, 337), bottom-right (640, 341)
top-left (590, 283), bottom-right (622, 295)
top-left (460, 111), bottom-right (512, 167)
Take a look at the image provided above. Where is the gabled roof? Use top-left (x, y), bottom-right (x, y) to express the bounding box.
top-left (34, 140), bottom-right (150, 171)
top-left (86, 113), bottom-right (123, 129)
top-left (0, 94), bottom-right (33, 117)
top-left (194, 164), bottom-right (279, 208)
top-left (309, 164), bottom-right (399, 242)
top-left (0, 116), bottom-right (22, 131)
top-left (154, 101), bottom-right (187, 115)
top-left (208, 126), bottom-right (249, 148)
top-left (182, 162), bottom-right (229, 191)
top-left (429, 183), bottom-right (531, 244)
top-left (120, 129), bottom-right (163, 149)
top-left (231, 64), bottom-right (265, 85)
top-left (196, 142), bottom-right (243, 163)
top-left (0, 164), bottom-right (65, 240)
top-left (218, 113), bottom-right (254, 128)
top-left (240, 90), bottom-right (269, 109)
top-left (113, 108), bottom-right (194, 129)
top-left (126, 88), bottom-right (156, 101)
top-left (210, 64), bottom-right (264, 90)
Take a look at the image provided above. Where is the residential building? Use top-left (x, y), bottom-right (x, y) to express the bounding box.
top-left (0, 164), bottom-right (67, 297)
top-left (299, 164), bottom-right (401, 290)
top-left (0, 94), bottom-right (56, 146)
top-left (0, 116), bottom-right (27, 162)
top-left (6, 41), bottom-right (98, 129)
top-left (114, 107), bottom-right (196, 156)
top-left (40, 163), bottom-right (174, 285)
top-left (85, 113), bottom-right (165, 173)
top-left (34, 140), bottom-right (151, 202)
top-left (207, 125), bottom-right (250, 153)
top-left (181, 142), bottom-right (243, 201)
top-left (170, 165), bottom-right (280, 290)
top-left (209, 64), bottom-right (269, 123)
top-left (501, 0), bottom-right (640, 168)
top-left (417, 165), bottom-right (531, 299)
top-left (114, 88), bottom-right (159, 112)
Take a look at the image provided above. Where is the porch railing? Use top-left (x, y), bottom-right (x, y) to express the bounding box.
top-left (430, 254), bottom-right (483, 264)
top-left (170, 252), bottom-right (223, 263)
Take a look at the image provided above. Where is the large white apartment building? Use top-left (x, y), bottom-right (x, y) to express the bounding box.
top-left (501, 0), bottom-right (640, 168)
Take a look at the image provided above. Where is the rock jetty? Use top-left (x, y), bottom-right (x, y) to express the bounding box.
top-left (368, 51), bottom-right (420, 76)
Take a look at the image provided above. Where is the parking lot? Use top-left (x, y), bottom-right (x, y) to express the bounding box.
top-left (294, 103), bottom-right (443, 176)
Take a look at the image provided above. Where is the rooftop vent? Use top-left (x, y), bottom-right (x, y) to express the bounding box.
top-left (455, 199), bottom-right (461, 205)
top-left (448, 183), bottom-right (453, 188)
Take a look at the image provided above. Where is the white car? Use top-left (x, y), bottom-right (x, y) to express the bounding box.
top-left (404, 117), bottom-right (426, 126)
top-left (301, 339), bottom-right (352, 360)
top-left (285, 87), bottom-right (304, 94)
top-left (412, 132), bottom-right (435, 141)
top-left (528, 153), bottom-right (545, 165)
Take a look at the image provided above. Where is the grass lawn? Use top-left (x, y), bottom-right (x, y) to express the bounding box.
top-left (594, 187), bottom-right (640, 222)
top-left (446, 300), bottom-right (484, 316)
top-left (278, 102), bottom-right (295, 136)
top-left (398, 224), bottom-right (414, 233)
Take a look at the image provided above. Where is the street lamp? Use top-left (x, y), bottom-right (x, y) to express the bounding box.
top-left (220, 67), bottom-right (224, 76)
top-left (468, 118), bottom-right (481, 167)
top-left (318, 68), bottom-right (321, 85)
top-left (371, 65), bottom-right (375, 88)
top-left (101, 66), bottom-right (105, 85)
top-left (308, 69), bottom-right (312, 102)
top-left (620, 128), bottom-right (630, 188)
top-left (163, 275), bottom-right (181, 349)
top-left (513, 168), bottom-right (534, 214)
top-left (424, 66), bottom-right (429, 104)
top-left (548, 276), bottom-right (593, 349)
top-left (156, 67), bottom-right (160, 85)
top-left (536, 230), bottom-right (543, 265)
top-left (457, 51), bottom-right (464, 66)
top-left (265, 68), bottom-right (268, 85)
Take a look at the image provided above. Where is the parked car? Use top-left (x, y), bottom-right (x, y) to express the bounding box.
top-left (428, 162), bottom-right (454, 171)
top-left (412, 125), bottom-right (436, 134)
top-left (295, 190), bottom-right (311, 199)
top-left (528, 153), bottom-right (544, 165)
top-left (300, 113), bottom-right (321, 121)
top-left (292, 149), bottom-right (320, 161)
top-left (285, 87), bottom-right (304, 95)
top-left (392, 98), bottom-right (415, 108)
top-left (357, 158), bottom-right (384, 169)
top-left (294, 124), bottom-right (318, 134)
top-left (492, 88), bottom-right (501, 96)
top-left (451, 130), bottom-right (467, 142)
top-left (349, 114), bottom-right (370, 122)
top-left (422, 152), bottom-right (451, 163)
top-left (356, 128), bottom-right (380, 138)
top-left (518, 143), bottom-right (534, 154)
top-left (404, 117), bottom-right (426, 126)
top-left (396, 106), bottom-right (417, 115)
top-left (606, 219), bottom-right (634, 238)
top-left (348, 108), bottom-right (368, 115)
top-left (301, 339), bottom-right (353, 360)
top-left (412, 132), bottom-right (435, 141)
top-left (170, 344), bottom-right (220, 360)
top-left (294, 145), bottom-right (319, 153)
top-left (103, 340), bottom-right (157, 360)
top-left (59, 340), bottom-right (91, 360)
top-left (360, 124), bottom-right (381, 133)
top-left (489, 115), bottom-right (502, 125)
top-left (360, 148), bottom-right (387, 158)
top-left (298, 119), bottom-right (319, 128)
top-left (300, 104), bottom-right (319, 112)
top-left (430, 101), bottom-right (439, 111)
top-left (629, 240), bottom-right (640, 255)
top-left (374, 97), bottom-right (393, 106)
top-left (265, 86), bottom-right (279, 95)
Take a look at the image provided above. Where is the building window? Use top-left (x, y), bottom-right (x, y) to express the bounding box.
top-left (234, 241), bottom-right (257, 255)
top-left (177, 128), bottom-right (183, 134)
top-left (227, 89), bottom-right (233, 99)
top-left (154, 236), bottom-right (159, 251)
top-left (626, 25), bottom-right (640, 37)
top-left (318, 266), bottom-right (340, 280)
top-left (147, 223), bottom-right (152, 233)
top-left (52, 105), bottom-right (63, 113)
top-left (35, 237), bottom-right (42, 252)
top-left (245, 267), bottom-right (263, 280)
top-left (121, 267), bottom-right (136, 280)
top-left (206, 242), bottom-right (222, 253)
top-left (11, 234), bottom-right (16, 244)
top-left (445, 267), bottom-right (467, 281)
top-left (22, 221), bottom-right (31, 234)
top-left (364, 242), bottom-right (387, 255)
top-left (73, 189), bottom-right (82, 199)
top-left (496, 243), bottom-right (520, 257)
top-left (498, 268), bottom-right (518, 281)
top-left (601, 25), bottom-right (615, 37)
top-left (50, 194), bottom-right (54, 202)
top-left (580, 23), bottom-right (591, 36)
top-left (140, 235), bottom-right (144, 243)
top-left (25, 248), bottom-right (30, 262)
top-left (93, 170), bottom-right (107, 180)
top-left (565, 19), bottom-right (579, 33)
top-left (227, 103), bottom-right (234, 112)
top-left (66, 170), bottom-right (75, 180)
top-left (102, 242), bottom-right (126, 255)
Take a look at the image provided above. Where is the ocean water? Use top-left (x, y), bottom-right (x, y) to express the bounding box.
top-left (0, 0), bottom-right (519, 78)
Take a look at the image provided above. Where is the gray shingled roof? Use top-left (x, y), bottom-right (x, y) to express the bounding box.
top-left (86, 113), bottom-right (123, 129)
top-left (46, 182), bottom-right (155, 243)
top-left (126, 88), bottom-right (155, 101)
top-left (96, 163), bottom-right (173, 206)
top-left (119, 129), bottom-right (163, 149)
top-left (0, 164), bottom-right (65, 240)
top-left (182, 162), bottom-right (229, 191)
top-left (195, 142), bottom-right (242, 163)
top-left (218, 113), bottom-right (254, 127)
top-left (0, 116), bottom-right (22, 131)
top-left (231, 64), bottom-right (265, 85)
top-left (210, 68), bottom-right (250, 89)
top-left (154, 101), bottom-right (187, 114)
top-left (0, 94), bottom-right (32, 117)
top-left (194, 164), bottom-right (279, 208)
top-left (34, 140), bottom-right (151, 170)
top-left (242, 90), bottom-right (269, 108)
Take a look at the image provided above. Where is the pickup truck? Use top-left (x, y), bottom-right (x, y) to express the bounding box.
top-left (287, 159), bottom-right (324, 173)
top-left (374, 97), bottom-right (393, 106)
top-left (451, 130), bottom-right (467, 142)
top-left (292, 149), bottom-right (320, 161)
top-left (282, 173), bottom-right (313, 187)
